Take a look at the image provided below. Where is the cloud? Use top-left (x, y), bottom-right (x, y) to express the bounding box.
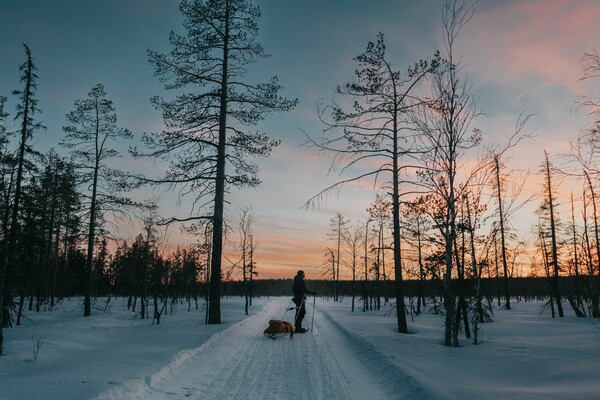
top-left (463, 0), bottom-right (600, 88)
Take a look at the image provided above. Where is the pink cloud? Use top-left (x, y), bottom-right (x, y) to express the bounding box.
top-left (462, 0), bottom-right (600, 88)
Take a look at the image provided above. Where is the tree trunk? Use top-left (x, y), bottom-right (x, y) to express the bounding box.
top-left (416, 217), bottom-right (425, 315)
top-left (585, 172), bottom-right (600, 317)
top-left (570, 193), bottom-right (585, 315)
top-left (444, 178), bottom-right (458, 347)
top-left (84, 128), bottom-right (100, 317)
top-left (208, 0), bottom-right (230, 325)
top-left (495, 156), bottom-right (511, 310)
top-left (545, 152), bottom-right (564, 317)
top-left (336, 219), bottom-right (341, 302)
top-left (392, 112), bottom-right (407, 332)
top-left (363, 221), bottom-right (369, 312)
top-left (540, 230), bottom-right (556, 317)
top-left (453, 235), bottom-right (470, 339)
top-left (466, 195), bottom-right (483, 342)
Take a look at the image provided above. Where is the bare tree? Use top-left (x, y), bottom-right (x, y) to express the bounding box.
top-left (582, 181), bottom-right (600, 317)
top-left (401, 200), bottom-right (429, 315)
top-left (541, 151), bottom-right (564, 317)
top-left (304, 31), bottom-right (439, 333)
top-left (328, 212), bottom-right (350, 301)
top-left (320, 247), bottom-right (336, 298)
top-left (344, 221), bottom-right (364, 312)
top-left (491, 132), bottom-right (534, 310)
top-left (565, 49), bottom-right (600, 317)
top-left (368, 194), bottom-right (392, 307)
top-left (493, 155), bottom-right (511, 310)
top-left (568, 192), bottom-right (586, 317)
top-left (229, 207), bottom-right (257, 315)
top-left (410, 0), bottom-right (478, 347)
top-left (362, 217), bottom-right (372, 312)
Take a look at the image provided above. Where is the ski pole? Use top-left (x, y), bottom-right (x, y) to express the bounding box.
top-left (310, 293), bottom-right (316, 331)
top-left (293, 297), bottom-right (304, 326)
top-left (283, 298), bottom-right (294, 320)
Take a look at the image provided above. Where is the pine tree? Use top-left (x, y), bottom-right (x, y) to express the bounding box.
top-left (304, 30), bottom-right (439, 333)
top-left (140, 0), bottom-right (296, 324)
top-left (0, 44), bottom-right (44, 355)
top-left (62, 83), bottom-right (134, 317)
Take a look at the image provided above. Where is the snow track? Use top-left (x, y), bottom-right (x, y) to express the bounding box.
top-left (97, 298), bottom-right (434, 400)
top-left (316, 305), bottom-right (442, 400)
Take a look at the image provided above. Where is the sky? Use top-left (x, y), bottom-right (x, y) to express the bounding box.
top-left (1, 0), bottom-right (600, 279)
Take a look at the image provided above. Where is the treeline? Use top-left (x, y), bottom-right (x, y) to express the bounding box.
top-left (218, 275), bottom-right (598, 311)
top-left (228, 275), bottom-right (593, 303)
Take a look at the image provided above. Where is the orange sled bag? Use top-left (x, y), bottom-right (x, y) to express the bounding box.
top-left (263, 319), bottom-right (295, 339)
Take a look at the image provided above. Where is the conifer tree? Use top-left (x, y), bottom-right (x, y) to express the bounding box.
top-left (140, 0), bottom-right (296, 324)
top-left (62, 83), bottom-right (134, 317)
top-left (304, 31), bottom-right (439, 333)
top-left (0, 44), bottom-right (44, 354)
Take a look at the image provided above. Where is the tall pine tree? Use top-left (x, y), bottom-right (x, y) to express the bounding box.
top-left (62, 83), bottom-right (134, 317)
top-left (0, 44), bottom-right (44, 354)
top-left (139, 0), bottom-right (296, 324)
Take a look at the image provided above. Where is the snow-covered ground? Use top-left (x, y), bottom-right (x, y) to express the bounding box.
top-left (2, 295), bottom-right (600, 400)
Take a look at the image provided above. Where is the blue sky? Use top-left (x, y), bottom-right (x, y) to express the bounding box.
top-left (1, 0), bottom-right (599, 278)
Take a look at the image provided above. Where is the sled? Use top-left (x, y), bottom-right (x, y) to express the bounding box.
top-left (263, 298), bottom-right (304, 339)
top-left (263, 319), bottom-right (296, 339)
top-left (263, 296), bottom-right (316, 339)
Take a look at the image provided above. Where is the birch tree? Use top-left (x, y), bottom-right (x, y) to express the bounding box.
top-left (410, 1), bottom-right (478, 346)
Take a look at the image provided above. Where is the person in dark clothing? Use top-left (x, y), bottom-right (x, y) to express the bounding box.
top-left (292, 270), bottom-right (316, 333)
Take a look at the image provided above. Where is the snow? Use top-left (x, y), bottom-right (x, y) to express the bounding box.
top-left (2, 296), bottom-right (600, 400)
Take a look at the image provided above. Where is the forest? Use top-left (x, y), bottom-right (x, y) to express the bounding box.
top-left (2, 0), bottom-right (600, 357)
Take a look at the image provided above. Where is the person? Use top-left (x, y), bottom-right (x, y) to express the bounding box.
top-left (292, 270), bottom-right (316, 333)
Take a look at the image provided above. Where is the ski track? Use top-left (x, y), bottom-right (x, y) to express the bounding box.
top-left (316, 306), bottom-right (444, 400)
top-left (96, 298), bottom-right (436, 400)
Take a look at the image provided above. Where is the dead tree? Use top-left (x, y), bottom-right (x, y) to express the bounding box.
top-left (542, 151), bottom-right (564, 317)
top-left (304, 31), bottom-right (439, 333)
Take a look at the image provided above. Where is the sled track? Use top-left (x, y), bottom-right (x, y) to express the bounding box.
top-left (97, 298), bottom-right (440, 400)
top-left (316, 306), bottom-right (443, 400)
top-left (96, 300), bottom-right (282, 400)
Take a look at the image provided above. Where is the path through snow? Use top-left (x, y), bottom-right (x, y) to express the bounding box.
top-left (97, 298), bottom-right (429, 400)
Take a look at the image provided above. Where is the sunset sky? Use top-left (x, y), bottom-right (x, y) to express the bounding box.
top-left (1, 0), bottom-right (600, 279)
